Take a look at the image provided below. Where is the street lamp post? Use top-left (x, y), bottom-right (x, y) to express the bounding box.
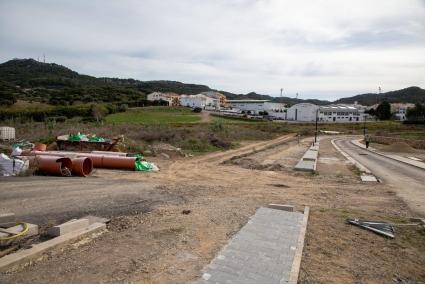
top-left (363, 115), bottom-right (366, 137)
top-left (314, 109), bottom-right (319, 144)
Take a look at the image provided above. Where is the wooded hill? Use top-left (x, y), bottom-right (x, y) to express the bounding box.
top-left (335, 86), bottom-right (425, 105)
top-left (0, 58), bottom-right (423, 106)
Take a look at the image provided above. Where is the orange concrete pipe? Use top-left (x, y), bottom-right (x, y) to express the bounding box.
top-left (71, 157), bottom-right (93, 177)
top-left (34, 143), bottom-right (47, 151)
top-left (21, 151), bottom-right (137, 170)
top-left (35, 155), bottom-right (73, 176)
top-left (101, 156), bottom-right (137, 170)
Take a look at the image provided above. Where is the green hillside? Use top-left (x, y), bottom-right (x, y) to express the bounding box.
top-left (335, 86), bottom-right (425, 105)
top-left (0, 59), bottom-right (146, 105)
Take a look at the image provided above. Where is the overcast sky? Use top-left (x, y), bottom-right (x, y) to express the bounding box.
top-left (1, 0), bottom-right (425, 100)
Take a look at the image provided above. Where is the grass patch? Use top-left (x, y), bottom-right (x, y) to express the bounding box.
top-left (105, 106), bottom-right (201, 125)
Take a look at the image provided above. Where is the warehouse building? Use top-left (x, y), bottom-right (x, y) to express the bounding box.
top-left (286, 103), bottom-right (366, 122)
top-left (286, 103), bottom-right (319, 122)
top-left (227, 100), bottom-right (286, 116)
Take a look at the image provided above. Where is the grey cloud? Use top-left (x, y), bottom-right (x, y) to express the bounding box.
top-left (1, 0), bottom-right (424, 100)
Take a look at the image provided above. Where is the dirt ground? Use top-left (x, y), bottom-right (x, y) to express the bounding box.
top-left (0, 135), bottom-right (424, 283)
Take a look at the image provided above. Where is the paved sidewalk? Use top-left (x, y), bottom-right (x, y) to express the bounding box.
top-left (351, 139), bottom-right (425, 170)
top-left (199, 207), bottom-right (304, 284)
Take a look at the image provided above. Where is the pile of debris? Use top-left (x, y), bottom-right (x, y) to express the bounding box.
top-left (0, 212), bottom-right (108, 271)
top-left (0, 134), bottom-right (158, 177)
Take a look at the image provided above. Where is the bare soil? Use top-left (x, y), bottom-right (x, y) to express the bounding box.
top-left (0, 135), bottom-right (424, 283)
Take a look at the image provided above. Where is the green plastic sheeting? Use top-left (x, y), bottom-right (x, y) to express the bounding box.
top-left (68, 133), bottom-right (86, 142)
top-left (88, 136), bottom-right (105, 142)
top-left (135, 160), bottom-right (154, 172)
top-left (12, 141), bottom-right (34, 149)
top-left (68, 133), bottom-right (107, 142)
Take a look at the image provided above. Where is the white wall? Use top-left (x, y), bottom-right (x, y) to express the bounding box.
top-left (318, 105), bottom-right (366, 122)
top-left (286, 103), bottom-right (319, 121)
top-left (147, 92), bottom-right (172, 105)
top-left (228, 102), bottom-right (266, 114)
top-left (180, 94), bottom-right (219, 109)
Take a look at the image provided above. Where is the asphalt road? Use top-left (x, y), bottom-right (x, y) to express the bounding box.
top-left (0, 175), bottom-right (183, 226)
top-left (335, 138), bottom-right (425, 216)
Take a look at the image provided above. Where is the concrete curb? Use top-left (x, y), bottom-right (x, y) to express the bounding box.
top-left (288, 206), bottom-right (309, 284)
top-left (294, 143), bottom-right (319, 172)
top-left (331, 139), bottom-right (372, 174)
top-left (0, 222), bottom-right (106, 272)
top-left (350, 140), bottom-right (425, 171)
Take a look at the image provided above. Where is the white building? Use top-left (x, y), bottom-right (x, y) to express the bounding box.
top-left (147, 92), bottom-right (180, 106)
top-left (287, 103), bottom-right (367, 122)
top-left (391, 103), bottom-right (414, 121)
top-left (227, 100), bottom-right (287, 117)
top-left (200, 91), bottom-right (227, 107)
top-left (180, 94), bottom-right (219, 109)
top-left (318, 105), bottom-right (364, 122)
top-left (264, 102), bottom-right (286, 119)
top-left (227, 100), bottom-right (270, 115)
top-left (286, 103), bottom-right (319, 121)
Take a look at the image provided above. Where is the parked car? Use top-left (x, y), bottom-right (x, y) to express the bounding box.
top-left (192, 107), bottom-right (202, 113)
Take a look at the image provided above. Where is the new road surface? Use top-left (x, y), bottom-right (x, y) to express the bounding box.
top-left (334, 138), bottom-right (425, 216)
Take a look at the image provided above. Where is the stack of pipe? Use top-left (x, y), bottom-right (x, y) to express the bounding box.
top-left (20, 150), bottom-right (137, 172)
top-left (21, 155), bottom-right (93, 177)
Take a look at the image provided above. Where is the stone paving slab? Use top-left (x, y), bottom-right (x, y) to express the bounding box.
top-left (199, 207), bottom-right (304, 284)
top-left (302, 150), bottom-right (318, 161)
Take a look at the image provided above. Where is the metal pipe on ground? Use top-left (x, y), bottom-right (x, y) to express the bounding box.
top-left (71, 157), bottom-right (93, 177)
top-left (35, 156), bottom-right (73, 176)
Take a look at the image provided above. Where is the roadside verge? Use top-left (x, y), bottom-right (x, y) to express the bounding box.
top-left (350, 139), bottom-right (425, 171)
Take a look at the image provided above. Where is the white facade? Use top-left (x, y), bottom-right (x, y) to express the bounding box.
top-left (147, 92), bottom-right (170, 104)
top-left (180, 94), bottom-right (219, 109)
top-left (391, 103), bottom-right (414, 121)
top-left (286, 103), bottom-right (319, 122)
top-left (201, 91), bottom-right (227, 107)
top-left (287, 103), bottom-right (367, 122)
top-left (227, 100), bottom-right (269, 114)
top-left (264, 102), bottom-right (286, 119)
top-left (318, 105), bottom-right (365, 122)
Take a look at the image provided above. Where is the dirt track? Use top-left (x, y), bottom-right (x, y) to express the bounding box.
top-left (0, 135), bottom-right (424, 283)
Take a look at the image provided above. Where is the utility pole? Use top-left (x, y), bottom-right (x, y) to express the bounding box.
top-left (363, 114), bottom-right (367, 136)
top-left (314, 108), bottom-right (318, 144)
top-left (43, 53), bottom-right (45, 63)
top-left (377, 86), bottom-right (381, 105)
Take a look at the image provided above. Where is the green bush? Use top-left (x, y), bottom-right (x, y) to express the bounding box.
top-left (0, 105), bottom-right (92, 122)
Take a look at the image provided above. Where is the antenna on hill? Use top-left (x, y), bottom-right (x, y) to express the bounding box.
top-left (296, 92), bottom-right (299, 99)
top-left (43, 53), bottom-right (46, 63)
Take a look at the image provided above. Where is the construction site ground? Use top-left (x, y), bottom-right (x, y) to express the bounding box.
top-left (0, 135), bottom-right (424, 283)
